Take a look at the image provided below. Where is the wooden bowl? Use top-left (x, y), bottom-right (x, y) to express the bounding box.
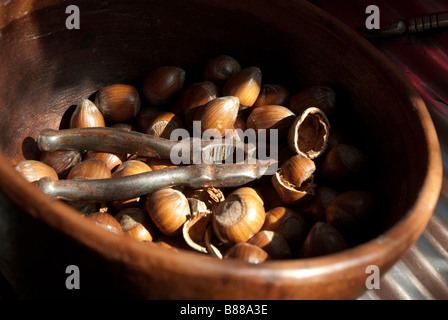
top-left (0, 0), bottom-right (442, 299)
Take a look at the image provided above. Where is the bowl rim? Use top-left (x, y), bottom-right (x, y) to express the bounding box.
top-left (0, 0), bottom-right (443, 298)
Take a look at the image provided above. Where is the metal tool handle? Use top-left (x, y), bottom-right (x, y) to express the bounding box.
top-left (35, 162), bottom-right (271, 202)
top-left (358, 11), bottom-right (448, 39)
top-left (38, 127), bottom-right (176, 158)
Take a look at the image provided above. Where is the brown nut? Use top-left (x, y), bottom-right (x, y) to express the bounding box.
top-left (271, 155), bottom-right (316, 205)
top-left (203, 55), bottom-right (241, 87)
top-left (176, 81), bottom-right (219, 123)
top-left (222, 66), bottom-right (262, 108)
top-left (301, 222), bottom-right (347, 258)
top-left (111, 160), bottom-right (152, 178)
top-left (145, 111), bottom-right (184, 139)
top-left (145, 188), bottom-right (191, 236)
top-left (198, 96), bottom-right (239, 136)
top-left (111, 160), bottom-right (152, 209)
top-left (319, 144), bottom-right (369, 185)
top-left (253, 84), bottom-right (290, 108)
top-left (288, 107), bottom-right (330, 159)
top-left (182, 211), bottom-right (212, 253)
top-left (143, 66), bottom-right (186, 106)
top-left (262, 207), bottom-right (307, 247)
top-left (70, 99), bottom-right (105, 128)
top-left (86, 212), bottom-right (122, 235)
top-left (40, 150), bottom-right (82, 178)
top-left (246, 105), bottom-right (296, 140)
top-left (15, 160), bottom-right (59, 183)
top-left (289, 85), bottom-right (336, 117)
top-left (325, 190), bottom-right (375, 236)
top-left (212, 190), bottom-right (265, 245)
top-left (134, 107), bottom-right (163, 133)
top-left (145, 157), bottom-right (178, 171)
top-left (299, 186), bottom-right (339, 222)
top-left (67, 158), bottom-right (111, 180)
top-left (224, 242), bottom-right (269, 264)
top-left (247, 230), bottom-right (292, 259)
top-left (83, 150), bottom-right (126, 172)
top-left (94, 84), bottom-right (141, 123)
top-left (115, 207), bottom-right (157, 242)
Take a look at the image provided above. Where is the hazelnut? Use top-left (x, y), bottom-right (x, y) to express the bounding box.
top-left (289, 85), bottom-right (336, 117)
top-left (67, 158), bottom-right (111, 180)
top-left (143, 66), bottom-right (186, 106)
top-left (224, 242), bottom-right (269, 264)
top-left (222, 67), bottom-right (262, 108)
top-left (212, 190), bottom-right (265, 245)
top-left (70, 99), bottom-right (105, 128)
top-left (301, 222), bottom-right (347, 258)
top-left (203, 55), bottom-right (241, 86)
top-left (94, 84), bottom-right (141, 123)
top-left (14, 160), bottom-right (59, 183)
top-left (145, 188), bottom-right (191, 236)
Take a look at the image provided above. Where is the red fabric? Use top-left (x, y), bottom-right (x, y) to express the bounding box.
top-left (312, 0), bottom-right (448, 122)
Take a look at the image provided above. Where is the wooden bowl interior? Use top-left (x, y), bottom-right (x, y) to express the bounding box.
top-left (0, 0), bottom-right (438, 299)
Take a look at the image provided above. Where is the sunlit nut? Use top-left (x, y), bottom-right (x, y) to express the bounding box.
top-left (145, 188), bottom-right (191, 236)
top-left (86, 212), bottom-right (122, 235)
top-left (246, 104), bottom-right (296, 140)
top-left (67, 158), bottom-right (111, 180)
top-left (145, 111), bottom-right (184, 139)
top-left (222, 67), bottom-right (262, 108)
top-left (15, 160), bottom-right (59, 183)
top-left (115, 207), bottom-right (157, 242)
top-left (94, 84), bottom-right (141, 123)
top-left (247, 230), bottom-right (292, 259)
top-left (212, 191), bottom-right (265, 245)
top-left (262, 207), bottom-right (307, 247)
top-left (70, 99), bottom-right (105, 128)
top-left (271, 155), bottom-right (316, 205)
top-left (224, 242), bottom-right (269, 264)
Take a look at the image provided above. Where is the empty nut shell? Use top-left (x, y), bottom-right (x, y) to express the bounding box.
top-left (271, 155), bottom-right (316, 205)
top-left (143, 66), bottom-right (186, 106)
top-left (288, 107), bottom-right (330, 159)
top-left (15, 160), bottom-right (59, 182)
top-left (94, 84), bottom-right (141, 123)
top-left (145, 188), bottom-right (191, 236)
top-left (289, 85), bottom-right (336, 117)
top-left (70, 99), bottom-right (105, 128)
top-left (224, 242), bottom-right (269, 264)
top-left (222, 67), bottom-right (262, 108)
top-left (182, 211), bottom-right (212, 253)
top-left (212, 191), bottom-right (265, 245)
top-left (203, 55), bottom-right (241, 87)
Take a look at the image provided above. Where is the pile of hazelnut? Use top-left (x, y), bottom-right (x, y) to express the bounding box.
top-left (14, 55), bottom-right (374, 263)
